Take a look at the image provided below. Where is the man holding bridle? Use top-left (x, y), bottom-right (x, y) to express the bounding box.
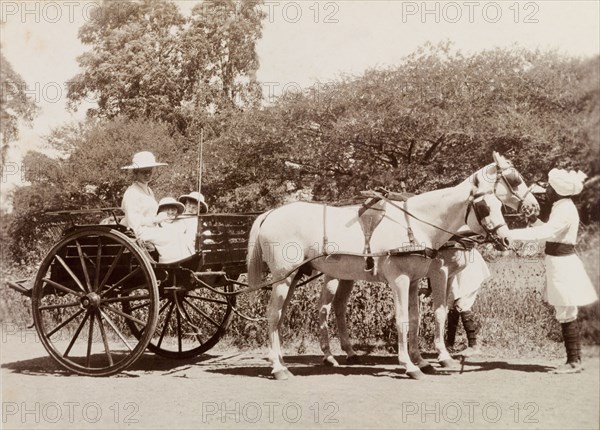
top-left (509, 168), bottom-right (598, 374)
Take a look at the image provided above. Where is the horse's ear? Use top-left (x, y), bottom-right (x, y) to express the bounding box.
top-left (493, 151), bottom-right (510, 169)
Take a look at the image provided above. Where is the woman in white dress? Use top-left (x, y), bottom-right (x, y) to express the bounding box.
top-left (509, 168), bottom-right (598, 374)
top-left (120, 151), bottom-right (191, 263)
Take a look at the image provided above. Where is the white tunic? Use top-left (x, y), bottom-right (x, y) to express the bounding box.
top-left (510, 199), bottom-right (597, 306)
top-left (121, 182), bottom-right (159, 236)
top-left (181, 216), bottom-right (199, 253)
top-left (152, 219), bottom-right (193, 264)
top-left (450, 249), bottom-right (491, 299)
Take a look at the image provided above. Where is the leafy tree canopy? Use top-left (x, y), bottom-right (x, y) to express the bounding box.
top-left (213, 43), bottom-right (599, 218)
top-left (9, 43), bottom-right (600, 262)
top-left (0, 52), bottom-right (39, 164)
top-left (67, 0), bottom-right (265, 135)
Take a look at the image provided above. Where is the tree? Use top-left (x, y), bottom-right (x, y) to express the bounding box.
top-left (67, 0), bottom-right (265, 135)
top-left (181, 0), bottom-right (265, 112)
top-left (212, 44), bottom-right (599, 220)
top-left (0, 52), bottom-right (38, 164)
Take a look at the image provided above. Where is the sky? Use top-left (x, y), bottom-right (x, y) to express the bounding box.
top-left (1, 0), bottom-right (599, 202)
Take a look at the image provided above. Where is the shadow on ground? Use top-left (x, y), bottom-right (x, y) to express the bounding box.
top-left (1, 351), bottom-right (558, 378)
top-left (1, 352), bottom-right (219, 377)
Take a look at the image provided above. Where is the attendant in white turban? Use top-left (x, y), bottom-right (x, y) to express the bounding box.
top-left (509, 168), bottom-right (598, 374)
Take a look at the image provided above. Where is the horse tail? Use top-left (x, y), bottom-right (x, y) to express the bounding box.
top-left (247, 211), bottom-right (271, 288)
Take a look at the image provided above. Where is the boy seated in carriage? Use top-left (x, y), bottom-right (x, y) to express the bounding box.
top-left (178, 191), bottom-right (215, 249)
top-left (152, 197), bottom-right (194, 263)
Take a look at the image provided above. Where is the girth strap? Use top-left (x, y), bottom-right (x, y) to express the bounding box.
top-left (358, 198), bottom-right (386, 272)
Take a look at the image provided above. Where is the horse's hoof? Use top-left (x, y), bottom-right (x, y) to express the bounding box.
top-left (439, 358), bottom-right (460, 369)
top-left (272, 370), bottom-right (289, 380)
top-left (323, 356), bottom-right (340, 367)
top-left (419, 363), bottom-right (437, 374)
top-left (346, 355), bottom-right (362, 365)
top-left (406, 369), bottom-right (426, 380)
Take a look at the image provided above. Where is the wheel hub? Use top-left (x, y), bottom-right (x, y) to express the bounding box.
top-left (81, 292), bottom-right (101, 309)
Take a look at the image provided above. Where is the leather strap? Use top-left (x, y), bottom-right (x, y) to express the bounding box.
top-left (545, 242), bottom-right (575, 256)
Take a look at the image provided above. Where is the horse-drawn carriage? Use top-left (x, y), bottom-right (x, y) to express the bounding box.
top-left (8, 209), bottom-right (259, 376)
top-left (8, 153), bottom-right (541, 379)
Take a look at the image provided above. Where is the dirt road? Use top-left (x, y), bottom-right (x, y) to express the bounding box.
top-left (2, 334), bottom-right (598, 429)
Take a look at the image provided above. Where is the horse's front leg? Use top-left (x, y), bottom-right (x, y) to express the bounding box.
top-left (429, 264), bottom-right (459, 368)
top-left (408, 279), bottom-right (436, 374)
top-left (318, 276), bottom-right (340, 366)
top-left (390, 274), bottom-right (425, 380)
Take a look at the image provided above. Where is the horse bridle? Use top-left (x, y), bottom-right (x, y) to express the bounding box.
top-left (465, 162), bottom-right (539, 249)
top-left (493, 163), bottom-right (537, 217)
top-left (465, 170), bottom-right (511, 249)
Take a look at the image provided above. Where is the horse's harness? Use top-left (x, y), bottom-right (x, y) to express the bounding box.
top-left (237, 164), bottom-right (533, 292)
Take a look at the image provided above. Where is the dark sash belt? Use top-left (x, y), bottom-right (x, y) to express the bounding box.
top-left (545, 242), bottom-right (575, 256)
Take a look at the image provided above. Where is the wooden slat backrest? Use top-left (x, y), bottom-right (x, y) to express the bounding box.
top-left (196, 214), bottom-right (258, 270)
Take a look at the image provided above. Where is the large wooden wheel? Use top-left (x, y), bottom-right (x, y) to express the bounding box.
top-left (31, 228), bottom-right (159, 376)
top-left (124, 273), bottom-right (235, 359)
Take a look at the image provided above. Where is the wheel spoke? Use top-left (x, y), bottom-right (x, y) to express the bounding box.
top-left (38, 300), bottom-right (81, 311)
top-left (96, 310), bottom-right (115, 365)
top-left (180, 301), bottom-right (204, 344)
top-left (94, 236), bottom-right (102, 291)
top-left (176, 300), bottom-right (183, 352)
top-left (75, 240), bottom-right (92, 292)
top-left (157, 300), bottom-right (175, 349)
top-left (97, 245), bottom-right (125, 293)
top-left (183, 298), bottom-right (221, 328)
top-left (186, 294), bottom-right (229, 306)
top-left (86, 311), bottom-right (95, 367)
top-left (102, 304), bottom-right (146, 327)
top-left (55, 255), bottom-right (87, 294)
top-left (63, 311), bottom-right (89, 358)
top-left (41, 278), bottom-right (84, 298)
top-left (100, 294), bottom-right (150, 305)
top-left (118, 283), bottom-right (149, 296)
top-left (99, 309), bottom-right (133, 352)
top-left (158, 300), bottom-right (171, 315)
top-left (47, 309), bottom-right (85, 338)
top-left (100, 267), bottom-right (140, 298)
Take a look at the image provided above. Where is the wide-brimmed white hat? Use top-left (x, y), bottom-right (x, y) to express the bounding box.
top-left (178, 191), bottom-right (208, 213)
top-left (157, 197), bottom-right (185, 214)
top-left (121, 151), bottom-right (168, 170)
top-left (548, 168), bottom-right (587, 196)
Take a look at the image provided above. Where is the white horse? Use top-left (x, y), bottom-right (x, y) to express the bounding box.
top-left (317, 156), bottom-right (540, 372)
top-left (247, 152), bottom-right (538, 380)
